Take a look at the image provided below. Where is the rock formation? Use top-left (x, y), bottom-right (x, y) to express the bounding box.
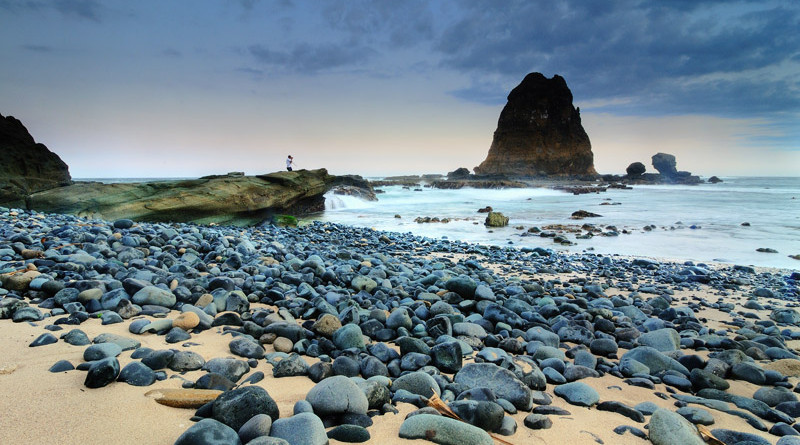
top-left (650, 153), bottom-right (702, 184)
top-left (474, 73), bottom-right (596, 177)
top-left (447, 167), bottom-right (471, 180)
top-left (626, 162), bottom-right (646, 177)
top-left (651, 153), bottom-right (678, 177)
top-left (0, 113), bottom-right (72, 206)
top-left (19, 169), bottom-right (372, 226)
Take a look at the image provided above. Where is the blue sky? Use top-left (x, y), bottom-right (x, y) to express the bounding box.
top-left (1, 0), bottom-right (798, 177)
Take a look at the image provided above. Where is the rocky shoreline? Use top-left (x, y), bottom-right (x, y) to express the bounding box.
top-left (1, 207), bottom-right (800, 445)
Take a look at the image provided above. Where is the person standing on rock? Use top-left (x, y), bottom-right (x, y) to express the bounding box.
top-left (286, 155), bottom-right (295, 171)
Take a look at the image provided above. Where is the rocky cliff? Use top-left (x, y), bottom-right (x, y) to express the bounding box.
top-left (474, 73), bottom-right (596, 177)
top-left (20, 169), bottom-right (371, 226)
top-left (0, 113), bottom-right (72, 206)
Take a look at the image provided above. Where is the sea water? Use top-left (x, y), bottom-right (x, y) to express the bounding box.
top-left (317, 177), bottom-right (800, 270)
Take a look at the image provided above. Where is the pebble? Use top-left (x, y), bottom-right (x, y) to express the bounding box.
top-left (306, 375), bottom-right (368, 416)
top-left (174, 418), bottom-right (242, 445)
top-left (270, 413), bottom-right (327, 445)
top-left (84, 357), bottom-right (120, 388)
top-left (117, 361), bottom-right (156, 386)
top-left (237, 413), bottom-right (272, 444)
top-left (398, 414), bottom-right (494, 445)
top-left (211, 385), bottom-right (279, 431)
top-left (553, 381), bottom-right (599, 407)
top-left (648, 408), bottom-right (705, 445)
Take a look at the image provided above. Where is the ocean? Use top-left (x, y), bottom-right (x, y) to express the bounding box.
top-left (316, 177), bottom-right (800, 270)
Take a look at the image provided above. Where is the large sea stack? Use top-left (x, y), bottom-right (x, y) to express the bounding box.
top-left (0, 113), bottom-right (72, 206)
top-left (474, 73), bottom-right (596, 177)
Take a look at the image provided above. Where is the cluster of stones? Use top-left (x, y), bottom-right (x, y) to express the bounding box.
top-left (1, 206), bottom-right (800, 445)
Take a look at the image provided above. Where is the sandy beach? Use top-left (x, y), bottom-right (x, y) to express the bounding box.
top-left (1, 209), bottom-right (799, 445)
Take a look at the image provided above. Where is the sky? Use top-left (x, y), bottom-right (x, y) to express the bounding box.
top-left (1, 0), bottom-right (798, 178)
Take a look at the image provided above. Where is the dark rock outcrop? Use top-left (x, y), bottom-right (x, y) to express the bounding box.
top-left (650, 153), bottom-right (703, 184)
top-left (0, 113), bottom-right (72, 206)
top-left (19, 169), bottom-right (373, 226)
top-left (626, 162), bottom-right (646, 177)
top-left (430, 179), bottom-right (528, 190)
top-left (474, 73), bottom-right (596, 177)
top-left (447, 167), bottom-right (472, 180)
top-left (651, 153), bottom-right (678, 177)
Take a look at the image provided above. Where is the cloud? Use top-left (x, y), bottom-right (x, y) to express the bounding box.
top-left (160, 48), bottom-right (182, 58)
top-left (53, 0), bottom-right (102, 22)
top-left (21, 44), bottom-right (54, 53)
top-left (248, 42), bottom-right (375, 74)
top-left (0, 0), bottom-right (102, 21)
top-left (433, 0), bottom-right (800, 118)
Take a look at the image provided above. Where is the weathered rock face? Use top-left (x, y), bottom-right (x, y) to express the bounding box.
top-left (0, 113), bottom-right (72, 206)
top-left (474, 73), bottom-right (596, 177)
top-left (650, 153), bottom-right (703, 184)
top-left (651, 153), bottom-right (678, 177)
top-left (21, 169), bottom-right (373, 226)
top-left (626, 162), bottom-right (646, 177)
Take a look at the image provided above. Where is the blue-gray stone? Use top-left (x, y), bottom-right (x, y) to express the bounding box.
top-left (677, 406), bottom-right (714, 425)
top-left (202, 357), bottom-right (250, 383)
top-left (49, 359), bottom-right (74, 372)
top-left (228, 337), bottom-right (265, 359)
top-left (131, 286), bottom-right (176, 308)
top-left (174, 418), bottom-right (242, 445)
top-left (101, 311), bottom-right (124, 325)
top-left (638, 328), bottom-right (681, 352)
top-left (84, 357), bottom-right (120, 388)
top-left (61, 329), bottom-right (90, 346)
top-left (648, 408), bottom-right (705, 445)
top-left (711, 429), bottom-right (771, 445)
top-left (306, 375), bottom-right (368, 416)
top-left (83, 343), bottom-right (123, 361)
top-left (169, 350), bottom-right (205, 371)
top-left (399, 414), bottom-right (493, 445)
top-left (212, 386), bottom-right (279, 431)
top-left (237, 413), bottom-right (272, 444)
top-left (332, 323), bottom-right (365, 350)
top-left (553, 381), bottom-right (599, 407)
top-left (393, 371), bottom-right (441, 398)
top-left (117, 361), bottom-right (156, 386)
top-left (30, 332), bottom-right (58, 347)
top-left (92, 333), bottom-right (140, 351)
top-left (454, 363), bottom-right (532, 411)
top-left (270, 413), bottom-right (327, 445)
top-left (327, 424), bottom-right (371, 443)
top-left (621, 346), bottom-right (689, 376)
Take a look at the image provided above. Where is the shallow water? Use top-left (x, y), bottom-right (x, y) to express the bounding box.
top-left (316, 177), bottom-right (800, 270)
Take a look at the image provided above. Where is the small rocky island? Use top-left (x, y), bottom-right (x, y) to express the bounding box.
top-left (474, 73), bottom-right (596, 177)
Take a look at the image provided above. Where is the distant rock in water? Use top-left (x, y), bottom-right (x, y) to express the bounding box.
top-left (650, 153), bottom-right (702, 184)
top-left (0, 113), bottom-right (72, 206)
top-left (474, 73), bottom-right (596, 177)
top-left (447, 167), bottom-right (472, 180)
top-left (651, 153), bottom-right (678, 177)
top-left (626, 162), bottom-right (646, 177)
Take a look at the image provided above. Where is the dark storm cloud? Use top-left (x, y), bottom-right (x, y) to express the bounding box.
top-left (434, 0), bottom-right (800, 118)
top-left (249, 42), bottom-right (375, 74)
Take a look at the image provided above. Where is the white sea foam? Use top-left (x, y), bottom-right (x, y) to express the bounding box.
top-left (313, 177), bottom-right (800, 270)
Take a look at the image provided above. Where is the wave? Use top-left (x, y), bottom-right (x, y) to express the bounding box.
top-left (324, 191), bottom-right (376, 210)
